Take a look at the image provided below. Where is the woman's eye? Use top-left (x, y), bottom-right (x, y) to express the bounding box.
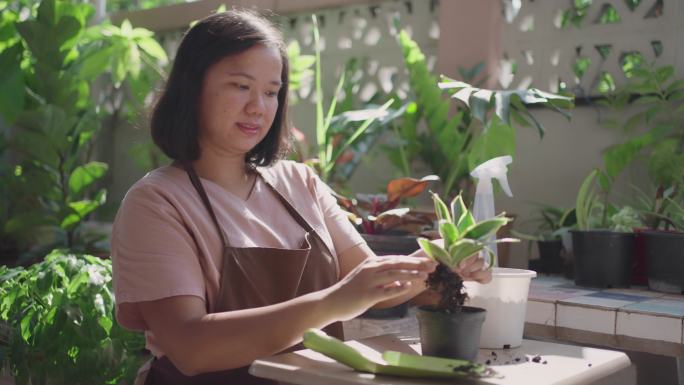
top-left (265, 91), bottom-right (278, 97)
top-left (231, 83), bottom-right (249, 90)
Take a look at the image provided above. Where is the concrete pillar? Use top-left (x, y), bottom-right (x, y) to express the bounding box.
top-left (435, 0), bottom-right (502, 88)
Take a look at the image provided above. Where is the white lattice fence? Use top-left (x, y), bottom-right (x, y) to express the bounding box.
top-left (500, 0), bottom-right (683, 98)
top-left (276, 0), bottom-right (439, 105)
top-left (151, 0), bottom-right (440, 116)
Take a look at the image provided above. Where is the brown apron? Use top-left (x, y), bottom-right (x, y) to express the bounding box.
top-left (144, 165), bottom-right (343, 385)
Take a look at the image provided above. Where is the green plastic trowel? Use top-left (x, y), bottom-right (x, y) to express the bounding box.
top-left (302, 328), bottom-right (494, 379)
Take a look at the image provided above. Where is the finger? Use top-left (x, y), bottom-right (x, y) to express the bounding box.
top-left (374, 269), bottom-right (428, 286)
top-left (464, 269), bottom-right (492, 284)
top-left (460, 257), bottom-right (486, 275)
top-left (456, 254), bottom-right (481, 271)
top-left (377, 272), bottom-right (430, 287)
top-left (373, 258), bottom-right (436, 273)
top-left (379, 280), bottom-right (413, 297)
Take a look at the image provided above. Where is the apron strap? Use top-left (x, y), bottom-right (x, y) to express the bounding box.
top-left (255, 169), bottom-right (315, 234)
top-left (183, 163), bottom-right (230, 248)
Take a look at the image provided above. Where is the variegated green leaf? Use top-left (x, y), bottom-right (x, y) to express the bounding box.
top-left (482, 247), bottom-right (497, 269)
top-left (450, 194), bottom-right (467, 227)
top-left (456, 212), bottom-right (475, 234)
top-left (438, 220), bottom-right (459, 249)
top-left (447, 239), bottom-right (484, 268)
top-left (463, 216), bottom-right (510, 240)
top-left (417, 238), bottom-right (451, 266)
top-left (431, 192), bottom-right (451, 222)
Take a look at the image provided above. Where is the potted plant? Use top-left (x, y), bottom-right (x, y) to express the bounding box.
top-left (333, 175), bottom-right (438, 318)
top-left (414, 192), bottom-right (516, 360)
top-left (571, 170), bottom-right (644, 288)
top-left (334, 175), bottom-right (439, 253)
top-left (514, 205), bottom-right (576, 274)
top-left (598, 61), bottom-right (684, 291)
top-left (640, 192), bottom-right (684, 293)
top-left (0, 250), bottom-right (147, 385)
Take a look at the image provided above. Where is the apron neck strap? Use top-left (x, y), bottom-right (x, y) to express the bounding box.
top-left (254, 167), bottom-right (315, 233)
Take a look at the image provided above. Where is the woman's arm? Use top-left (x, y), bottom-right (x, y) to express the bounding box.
top-left (138, 253), bottom-right (434, 376)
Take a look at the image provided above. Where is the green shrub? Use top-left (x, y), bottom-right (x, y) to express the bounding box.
top-left (0, 250), bottom-right (146, 385)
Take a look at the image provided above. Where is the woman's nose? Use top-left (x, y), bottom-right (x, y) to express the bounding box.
top-left (245, 92), bottom-right (265, 116)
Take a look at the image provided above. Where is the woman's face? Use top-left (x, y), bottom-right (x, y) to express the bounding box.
top-left (197, 44), bottom-right (283, 158)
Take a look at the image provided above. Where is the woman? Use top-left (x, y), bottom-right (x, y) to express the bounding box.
top-left (111, 9), bottom-right (491, 385)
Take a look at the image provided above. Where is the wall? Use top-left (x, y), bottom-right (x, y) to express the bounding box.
top-left (107, 0), bottom-right (683, 267)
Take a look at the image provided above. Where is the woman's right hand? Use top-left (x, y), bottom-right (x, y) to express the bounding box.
top-left (325, 255), bottom-right (436, 321)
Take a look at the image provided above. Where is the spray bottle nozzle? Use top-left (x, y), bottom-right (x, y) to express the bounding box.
top-left (470, 155), bottom-right (513, 197)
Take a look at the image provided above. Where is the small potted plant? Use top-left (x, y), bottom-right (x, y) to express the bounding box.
top-left (571, 170), bottom-right (644, 288)
top-left (514, 205), bottom-right (576, 275)
top-left (334, 175), bottom-right (438, 319)
top-left (415, 192), bottom-right (515, 361)
top-left (640, 191), bottom-right (684, 293)
top-left (334, 175), bottom-right (439, 254)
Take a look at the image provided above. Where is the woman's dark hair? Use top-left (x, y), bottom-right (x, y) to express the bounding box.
top-left (151, 9), bottom-right (289, 167)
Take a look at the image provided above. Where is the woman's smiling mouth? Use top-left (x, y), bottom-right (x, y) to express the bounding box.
top-left (236, 122), bottom-right (261, 135)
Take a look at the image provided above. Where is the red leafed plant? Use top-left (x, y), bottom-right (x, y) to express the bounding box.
top-left (333, 175), bottom-right (439, 235)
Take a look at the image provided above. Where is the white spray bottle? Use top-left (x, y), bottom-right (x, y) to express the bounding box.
top-left (470, 155), bottom-right (513, 266)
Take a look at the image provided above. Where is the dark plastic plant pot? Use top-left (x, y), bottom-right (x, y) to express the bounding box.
top-left (560, 232), bottom-right (575, 279)
top-left (416, 305), bottom-right (486, 361)
top-left (361, 233), bottom-right (419, 255)
top-left (632, 228), bottom-right (650, 285)
top-left (538, 239), bottom-right (564, 274)
top-left (361, 233), bottom-right (419, 319)
top-left (571, 230), bottom-right (635, 288)
top-left (643, 230), bottom-right (684, 294)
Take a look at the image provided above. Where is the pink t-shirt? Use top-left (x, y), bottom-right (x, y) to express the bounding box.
top-left (111, 160), bottom-right (365, 338)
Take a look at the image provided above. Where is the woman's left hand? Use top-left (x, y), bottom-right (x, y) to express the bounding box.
top-left (452, 254), bottom-right (492, 284)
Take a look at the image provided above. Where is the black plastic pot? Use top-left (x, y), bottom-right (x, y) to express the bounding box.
top-left (538, 239), bottom-right (564, 274)
top-left (571, 230), bottom-right (635, 288)
top-left (416, 306), bottom-right (486, 361)
top-left (362, 233), bottom-right (419, 255)
top-left (643, 230), bottom-right (684, 294)
top-left (631, 229), bottom-right (650, 285)
top-left (361, 234), bottom-right (419, 318)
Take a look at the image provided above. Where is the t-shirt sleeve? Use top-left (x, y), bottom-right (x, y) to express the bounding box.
top-left (111, 184), bottom-right (205, 331)
top-left (306, 168), bottom-right (366, 256)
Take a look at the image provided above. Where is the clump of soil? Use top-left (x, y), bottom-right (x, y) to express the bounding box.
top-left (425, 263), bottom-right (467, 313)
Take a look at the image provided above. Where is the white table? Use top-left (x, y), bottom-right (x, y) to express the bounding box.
top-left (249, 333), bottom-right (634, 385)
